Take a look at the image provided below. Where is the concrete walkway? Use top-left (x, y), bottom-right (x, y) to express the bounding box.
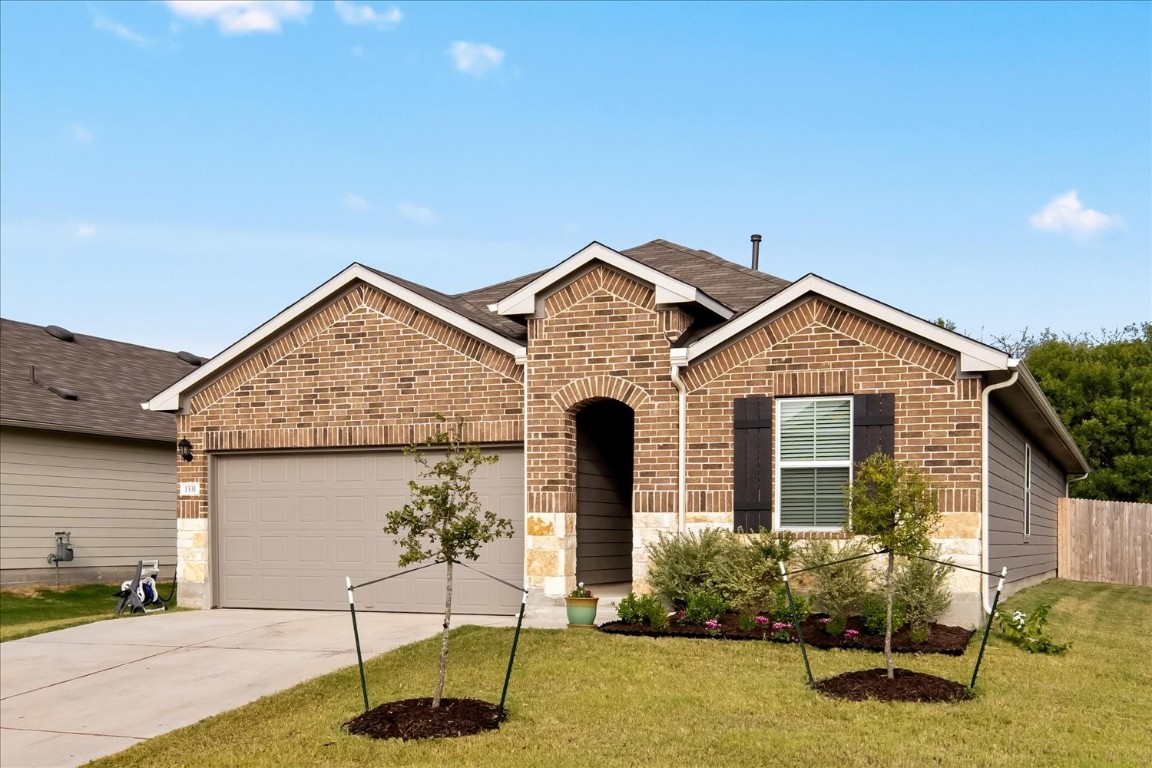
top-left (0, 603), bottom-right (604, 768)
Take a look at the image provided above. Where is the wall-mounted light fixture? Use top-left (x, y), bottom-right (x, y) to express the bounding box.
top-left (178, 438), bottom-right (193, 462)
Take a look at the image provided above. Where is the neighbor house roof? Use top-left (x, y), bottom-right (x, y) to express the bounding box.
top-left (0, 318), bottom-right (201, 443)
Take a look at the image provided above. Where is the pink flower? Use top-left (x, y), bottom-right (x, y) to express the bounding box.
top-left (843, 629), bottom-right (860, 640)
top-left (754, 615), bottom-right (769, 626)
top-left (772, 622), bottom-right (792, 632)
top-left (819, 617), bottom-right (832, 625)
top-left (704, 619), bottom-right (721, 630)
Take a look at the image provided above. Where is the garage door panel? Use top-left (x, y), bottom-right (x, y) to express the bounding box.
top-left (260, 498), bottom-right (288, 522)
top-left (298, 497), bottom-right (327, 523)
top-left (335, 496), bottom-right (365, 522)
top-left (259, 458), bottom-right (288, 483)
top-left (334, 455), bottom-right (365, 482)
top-left (299, 457), bottom-right (327, 483)
top-left (297, 536), bottom-right (326, 562)
top-left (216, 448), bottom-right (524, 613)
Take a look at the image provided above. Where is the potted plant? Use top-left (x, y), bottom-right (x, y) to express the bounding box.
top-left (565, 582), bottom-right (599, 628)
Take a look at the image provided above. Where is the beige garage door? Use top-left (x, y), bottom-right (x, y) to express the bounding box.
top-left (214, 448), bottom-right (523, 614)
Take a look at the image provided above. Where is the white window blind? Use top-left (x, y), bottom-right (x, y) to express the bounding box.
top-left (777, 397), bottom-right (852, 529)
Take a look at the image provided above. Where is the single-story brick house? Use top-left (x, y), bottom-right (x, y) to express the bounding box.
top-left (1, 318), bottom-right (204, 585)
top-left (145, 239), bottom-right (1088, 625)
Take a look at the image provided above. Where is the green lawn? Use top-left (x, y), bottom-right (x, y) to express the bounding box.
top-left (88, 580), bottom-right (1150, 768)
top-left (0, 581), bottom-right (177, 642)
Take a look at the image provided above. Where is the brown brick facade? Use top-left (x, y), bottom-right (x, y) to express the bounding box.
top-left (173, 269), bottom-right (989, 621)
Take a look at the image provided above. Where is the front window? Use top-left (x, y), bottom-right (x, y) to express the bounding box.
top-left (775, 397), bottom-right (852, 530)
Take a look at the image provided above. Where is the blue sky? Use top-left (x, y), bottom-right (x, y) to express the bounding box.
top-left (1, 1), bottom-right (1149, 357)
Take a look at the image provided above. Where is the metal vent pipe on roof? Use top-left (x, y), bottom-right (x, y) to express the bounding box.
top-left (751, 234), bottom-right (762, 271)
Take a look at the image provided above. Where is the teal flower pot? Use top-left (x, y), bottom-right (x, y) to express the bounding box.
top-left (565, 596), bottom-right (599, 628)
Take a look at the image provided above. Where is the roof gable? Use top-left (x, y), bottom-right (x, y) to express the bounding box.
top-left (144, 264), bottom-right (527, 413)
top-left (0, 318), bottom-right (195, 442)
top-left (492, 242), bottom-right (736, 320)
top-left (683, 273), bottom-right (1012, 373)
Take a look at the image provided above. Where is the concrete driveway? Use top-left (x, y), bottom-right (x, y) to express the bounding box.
top-left (0, 608), bottom-right (537, 768)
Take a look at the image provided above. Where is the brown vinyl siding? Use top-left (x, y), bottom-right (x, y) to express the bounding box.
top-left (987, 404), bottom-right (1064, 589)
top-left (0, 427), bottom-right (176, 582)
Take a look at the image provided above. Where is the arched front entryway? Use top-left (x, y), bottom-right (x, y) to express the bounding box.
top-left (575, 399), bottom-right (634, 586)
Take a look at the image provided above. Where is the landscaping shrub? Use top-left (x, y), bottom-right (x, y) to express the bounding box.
top-left (894, 547), bottom-right (953, 641)
top-left (681, 588), bottom-right (728, 625)
top-left (645, 529), bottom-right (733, 608)
top-left (713, 530), bottom-right (795, 615)
top-left (861, 592), bottom-right (909, 636)
top-left (798, 539), bottom-right (872, 635)
top-left (770, 583), bottom-right (811, 624)
top-left (615, 592), bottom-right (669, 629)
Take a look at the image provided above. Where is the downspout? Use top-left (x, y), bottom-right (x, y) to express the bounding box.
top-left (980, 364), bottom-right (1019, 615)
top-left (516, 351), bottom-right (530, 602)
top-left (670, 359), bottom-right (688, 534)
top-left (1065, 472), bottom-right (1090, 498)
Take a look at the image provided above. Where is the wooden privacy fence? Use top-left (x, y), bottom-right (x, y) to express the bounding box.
top-left (1058, 498), bottom-right (1151, 587)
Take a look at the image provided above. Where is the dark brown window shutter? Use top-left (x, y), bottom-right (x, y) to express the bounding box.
top-left (733, 396), bottom-right (773, 531)
top-left (853, 393), bottom-right (895, 467)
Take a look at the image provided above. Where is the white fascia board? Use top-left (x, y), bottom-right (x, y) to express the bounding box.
top-left (683, 274), bottom-right (1011, 373)
top-left (1016, 364), bottom-right (1091, 473)
top-left (494, 241), bottom-right (734, 320)
top-left (144, 263), bottom-right (525, 412)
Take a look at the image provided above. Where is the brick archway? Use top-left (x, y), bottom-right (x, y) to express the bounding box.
top-left (552, 375), bottom-right (650, 413)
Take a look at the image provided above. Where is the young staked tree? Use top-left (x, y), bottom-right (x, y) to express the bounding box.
top-left (383, 417), bottom-right (513, 708)
top-left (849, 452), bottom-right (941, 680)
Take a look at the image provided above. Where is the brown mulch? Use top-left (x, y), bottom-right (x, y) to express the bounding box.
top-left (814, 668), bottom-right (973, 702)
top-left (598, 613), bottom-right (975, 655)
top-left (344, 697), bottom-right (501, 741)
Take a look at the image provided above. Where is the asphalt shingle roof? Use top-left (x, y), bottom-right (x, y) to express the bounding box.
top-left (0, 319), bottom-right (199, 442)
top-left (619, 239), bottom-right (791, 315)
top-left (365, 239), bottom-right (791, 344)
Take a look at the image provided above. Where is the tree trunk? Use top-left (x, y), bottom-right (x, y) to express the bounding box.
top-left (433, 558), bottom-right (453, 708)
top-left (885, 549), bottom-right (895, 681)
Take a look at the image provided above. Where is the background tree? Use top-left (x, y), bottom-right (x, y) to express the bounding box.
top-left (992, 323), bottom-right (1151, 502)
top-left (383, 417), bottom-right (513, 708)
top-left (849, 452), bottom-right (940, 680)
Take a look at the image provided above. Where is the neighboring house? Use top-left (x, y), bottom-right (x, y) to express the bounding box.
top-left (0, 318), bottom-right (203, 586)
top-left (145, 240), bottom-right (1088, 626)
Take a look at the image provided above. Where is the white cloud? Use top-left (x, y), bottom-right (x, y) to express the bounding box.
top-left (71, 124), bottom-right (94, 145)
top-left (447, 41), bottom-right (505, 77)
top-left (397, 202), bottom-right (438, 224)
top-left (1029, 191), bottom-right (1121, 238)
top-left (76, 224), bottom-right (97, 238)
top-left (87, 3), bottom-right (153, 46)
top-left (342, 193), bottom-right (369, 212)
top-left (164, 1), bottom-right (312, 34)
top-left (334, 1), bottom-right (401, 28)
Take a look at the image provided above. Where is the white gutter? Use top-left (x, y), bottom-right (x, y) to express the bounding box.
top-left (670, 361), bottom-right (688, 533)
top-left (980, 365), bottom-right (1019, 615)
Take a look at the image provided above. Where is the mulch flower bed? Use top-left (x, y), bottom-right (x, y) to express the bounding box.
top-left (345, 697), bottom-right (500, 741)
top-left (814, 668), bottom-right (973, 703)
top-left (599, 613), bottom-right (975, 655)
